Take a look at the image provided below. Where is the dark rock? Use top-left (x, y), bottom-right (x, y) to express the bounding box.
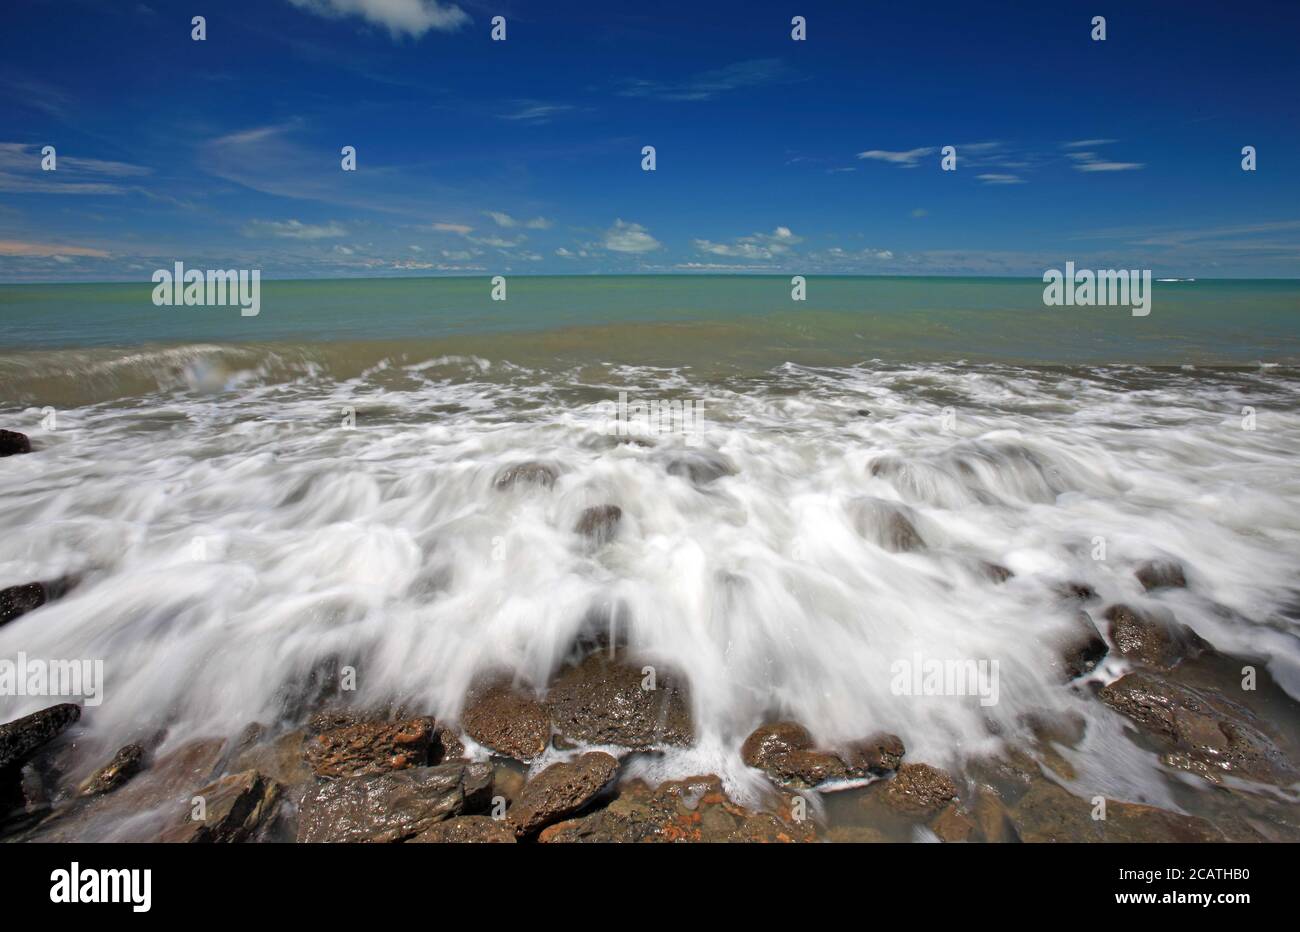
top-left (434, 725), bottom-right (466, 762)
top-left (574, 504), bottom-right (622, 547)
top-left (851, 498), bottom-right (926, 552)
top-left (158, 770), bottom-right (281, 843)
top-left (0, 430), bottom-right (31, 456)
top-left (0, 704), bottom-right (81, 772)
top-left (0, 575), bottom-right (77, 628)
top-left (1104, 604), bottom-right (1211, 669)
top-left (78, 744), bottom-right (145, 797)
top-left (493, 462), bottom-right (557, 491)
top-left (854, 409), bottom-right (872, 417)
top-left (1135, 559), bottom-right (1187, 591)
top-left (1099, 671), bottom-right (1295, 784)
top-left (740, 721), bottom-right (904, 788)
top-left (883, 763), bottom-right (959, 813)
top-left (462, 684), bottom-right (550, 762)
top-left (304, 717), bottom-right (435, 779)
top-left (538, 774), bottom-right (814, 844)
top-left (297, 762), bottom-right (493, 843)
top-left (981, 562), bottom-right (1014, 583)
top-left (507, 751), bottom-right (619, 837)
top-left (1055, 581), bottom-right (1097, 602)
top-left (546, 651), bottom-right (693, 750)
top-left (1011, 780), bottom-right (1223, 842)
top-left (410, 814), bottom-right (516, 843)
top-left (1052, 611), bottom-right (1108, 680)
top-left (665, 451), bottom-right (736, 486)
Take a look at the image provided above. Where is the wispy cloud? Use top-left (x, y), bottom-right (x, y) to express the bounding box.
top-left (486, 211), bottom-right (551, 230)
top-left (1063, 139), bottom-right (1144, 172)
top-left (497, 102), bottom-right (576, 125)
top-left (0, 143), bottom-right (151, 195)
top-left (618, 58), bottom-right (792, 102)
top-left (977, 173), bottom-right (1025, 185)
top-left (1063, 138), bottom-right (1117, 149)
top-left (242, 219), bottom-right (347, 239)
top-left (285, 0), bottom-right (470, 39)
top-left (856, 147), bottom-right (935, 167)
top-left (694, 226), bottom-right (801, 259)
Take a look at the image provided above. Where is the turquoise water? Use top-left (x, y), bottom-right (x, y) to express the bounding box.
top-left (2, 275), bottom-right (1298, 365)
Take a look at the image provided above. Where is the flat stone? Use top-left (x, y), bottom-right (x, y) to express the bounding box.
top-left (546, 652), bottom-right (693, 750)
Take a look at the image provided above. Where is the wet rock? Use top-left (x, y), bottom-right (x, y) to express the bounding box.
top-left (411, 814), bottom-right (516, 843)
top-left (883, 763), bottom-right (959, 813)
top-left (1104, 604), bottom-right (1211, 669)
top-left (665, 451), bottom-right (736, 486)
top-left (490, 763), bottom-right (526, 807)
top-left (546, 651), bottom-right (693, 750)
top-left (574, 504), bottom-right (622, 547)
top-left (972, 786), bottom-right (1018, 843)
top-left (1052, 611), bottom-right (1108, 680)
top-left (538, 774), bottom-right (814, 844)
top-left (304, 716), bottom-right (435, 779)
top-left (435, 725), bottom-right (466, 762)
top-left (741, 721), bottom-right (904, 788)
top-left (1135, 559), bottom-right (1187, 591)
top-left (981, 562), bottom-right (1014, 584)
top-left (508, 751), bottom-right (619, 837)
top-left (932, 803), bottom-right (976, 842)
top-left (0, 575), bottom-right (77, 628)
top-left (493, 461), bottom-right (557, 491)
top-left (297, 762), bottom-right (493, 843)
top-left (78, 744), bottom-right (145, 797)
top-left (462, 685), bottom-right (550, 762)
top-left (851, 498), bottom-right (926, 552)
top-left (0, 703), bottom-right (81, 773)
top-left (0, 430), bottom-right (31, 456)
top-left (1055, 581), bottom-right (1097, 602)
top-left (1099, 671), bottom-right (1295, 784)
top-left (159, 770), bottom-right (281, 843)
top-left (1011, 780), bottom-right (1223, 842)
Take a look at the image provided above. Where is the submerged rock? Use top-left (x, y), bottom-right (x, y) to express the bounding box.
top-left (304, 716), bottom-right (436, 779)
top-left (1099, 671), bottom-right (1295, 784)
top-left (546, 651), bottom-right (693, 750)
top-left (740, 721), bottom-right (904, 788)
top-left (297, 762), bottom-right (493, 843)
top-left (537, 774), bottom-right (814, 844)
top-left (1051, 611), bottom-right (1109, 680)
top-left (1011, 780), bottom-right (1223, 842)
top-left (78, 744), bottom-right (145, 797)
top-left (0, 575), bottom-right (77, 628)
top-left (508, 751), bottom-right (619, 837)
top-left (1135, 559), bottom-right (1188, 591)
top-left (1055, 581), bottom-right (1098, 602)
top-left (574, 504), bottom-right (622, 547)
top-left (461, 684), bottom-right (550, 762)
top-left (493, 461), bottom-right (557, 491)
top-left (851, 498), bottom-right (926, 552)
top-left (981, 562), bottom-right (1014, 584)
top-left (0, 430), bottom-right (31, 456)
top-left (665, 451), bottom-right (736, 487)
top-left (883, 763), bottom-right (959, 813)
top-left (159, 770), bottom-right (281, 843)
top-left (411, 814), bottom-right (516, 843)
top-left (1104, 604), bottom-right (1211, 669)
top-left (0, 703), bottom-right (81, 773)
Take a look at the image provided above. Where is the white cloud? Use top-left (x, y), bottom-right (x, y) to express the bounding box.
top-left (497, 102), bottom-right (575, 124)
top-left (0, 239), bottom-right (109, 258)
top-left (430, 221), bottom-right (473, 234)
top-left (856, 147), bottom-right (935, 167)
top-left (1063, 138), bottom-right (1117, 149)
top-left (601, 219), bottom-right (661, 253)
top-left (486, 211), bottom-right (552, 230)
top-left (285, 0), bottom-right (469, 38)
top-left (693, 226), bottom-right (801, 259)
top-left (976, 173), bottom-right (1025, 185)
top-left (1075, 160), bottom-right (1144, 172)
top-left (242, 219), bottom-right (347, 239)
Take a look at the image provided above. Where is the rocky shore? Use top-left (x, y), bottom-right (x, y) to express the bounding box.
top-left (2, 446), bottom-right (1299, 843)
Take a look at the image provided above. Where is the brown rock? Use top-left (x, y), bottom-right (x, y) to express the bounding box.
top-left (741, 721), bottom-right (903, 788)
top-left (304, 717), bottom-right (435, 779)
top-left (932, 803), bottom-right (976, 842)
top-left (1055, 581), bottom-right (1097, 602)
top-left (972, 786), bottom-right (1018, 842)
top-left (1099, 671), bottom-right (1295, 784)
top-left (508, 751), bottom-right (618, 837)
top-left (1052, 611), bottom-right (1108, 680)
top-left (883, 763), bottom-right (959, 813)
top-left (159, 770), bottom-right (281, 843)
top-left (1135, 559), bottom-right (1187, 591)
top-left (546, 652), bottom-right (693, 750)
top-left (297, 762), bottom-right (493, 843)
top-left (493, 462), bottom-right (557, 491)
top-left (411, 814), bottom-right (516, 843)
top-left (1011, 780), bottom-right (1223, 842)
top-left (462, 685), bottom-right (550, 762)
top-left (0, 430), bottom-right (31, 456)
top-left (574, 504), bottom-right (622, 546)
top-left (1104, 604), bottom-right (1210, 669)
top-left (852, 498), bottom-right (926, 552)
top-left (78, 744), bottom-right (145, 797)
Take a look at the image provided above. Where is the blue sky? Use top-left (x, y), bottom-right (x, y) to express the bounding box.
top-left (2, 0), bottom-right (1299, 281)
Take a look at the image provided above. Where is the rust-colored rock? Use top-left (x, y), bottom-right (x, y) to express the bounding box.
top-left (462, 685), bottom-right (550, 762)
top-left (304, 717), bottom-right (435, 779)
